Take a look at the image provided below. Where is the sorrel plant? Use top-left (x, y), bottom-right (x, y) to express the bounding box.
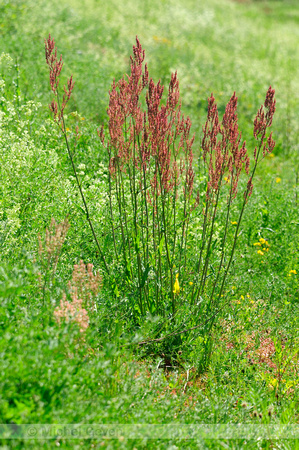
top-left (45, 36), bottom-right (276, 336)
top-left (37, 217), bottom-right (69, 306)
top-left (54, 260), bottom-right (102, 333)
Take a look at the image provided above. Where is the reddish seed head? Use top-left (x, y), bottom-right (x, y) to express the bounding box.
top-left (103, 38), bottom-right (196, 203)
top-left (267, 132), bottom-right (275, 153)
top-left (142, 64), bottom-right (149, 88)
top-left (264, 86), bottom-right (276, 126)
top-left (45, 34), bottom-right (74, 124)
top-left (45, 34), bottom-right (63, 94)
top-left (253, 87), bottom-right (276, 161)
top-left (97, 125), bottom-right (105, 145)
top-left (254, 87), bottom-right (276, 138)
top-left (167, 71), bottom-right (180, 111)
top-left (202, 92), bottom-right (249, 201)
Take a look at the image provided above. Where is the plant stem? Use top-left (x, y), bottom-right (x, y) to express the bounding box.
top-left (216, 137), bottom-right (265, 304)
top-left (209, 173), bottom-right (234, 304)
top-left (59, 106), bottom-right (110, 275)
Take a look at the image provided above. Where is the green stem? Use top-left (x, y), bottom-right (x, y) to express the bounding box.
top-left (59, 102), bottom-right (110, 275)
top-left (191, 201), bottom-right (210, 304)
top-left (107, 148), bottom-right (119, 261)
top-left (158, 164), bottom-right (175, 315)
top-left (216, 136), bottom-right (265, 304)
top-left (209, 173), bottom-right (234, 304)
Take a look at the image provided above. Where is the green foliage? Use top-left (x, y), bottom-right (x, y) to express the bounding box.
top-left (0, 0), bottom-right (298, 447)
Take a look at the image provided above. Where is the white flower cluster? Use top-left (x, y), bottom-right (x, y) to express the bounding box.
top-left (0, 73), bottom-right (72, 253)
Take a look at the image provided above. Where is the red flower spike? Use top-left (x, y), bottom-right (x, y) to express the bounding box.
top-left (202, 92), bottom-right (249, 201)
top-left (45, 34), bottom-right (74, 125)
top-left (102, 37), bottom-right (197, 206)
top-left (253, 87), bottom-right (276, 161)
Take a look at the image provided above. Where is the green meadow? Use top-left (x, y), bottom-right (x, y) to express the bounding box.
top-left (0, 0), bottom-right (298, 448)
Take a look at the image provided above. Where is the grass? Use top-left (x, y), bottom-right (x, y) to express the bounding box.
top-left (0, 0), bottom-right (299, 448)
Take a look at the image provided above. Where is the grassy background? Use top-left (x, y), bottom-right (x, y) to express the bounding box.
top-left (0, 0), bottom-right (298, 448)
top-left (2, 0), bottom-right (299, 185)
top-left (2, 0), bottom-right (299, 135)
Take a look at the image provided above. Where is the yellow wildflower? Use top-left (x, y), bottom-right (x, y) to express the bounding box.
top-left (173, 274), bottom-right (180, 295)
top-left (153, 36), bottom-right (171, 45)
top-left (231, 221), bottom-right (237, 225)
top-left (289, 270), bottom-right (297, 275)
top-left (257, 250), bottom-right (264, 256)
top-left (162, 37), bottom-right (171, 45)
top-left (275, 177), bottom-right (281, 183)
top-left (253, 242), bottom-right (261, 247)
top-left (189, 282), bottom-right (193, 286)
top-left (259, 238), bottom-right (266, 244)
top-left (270, 378), bottom-right (278, 388)
top-left (241, 295), bottom-right (244, 300)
